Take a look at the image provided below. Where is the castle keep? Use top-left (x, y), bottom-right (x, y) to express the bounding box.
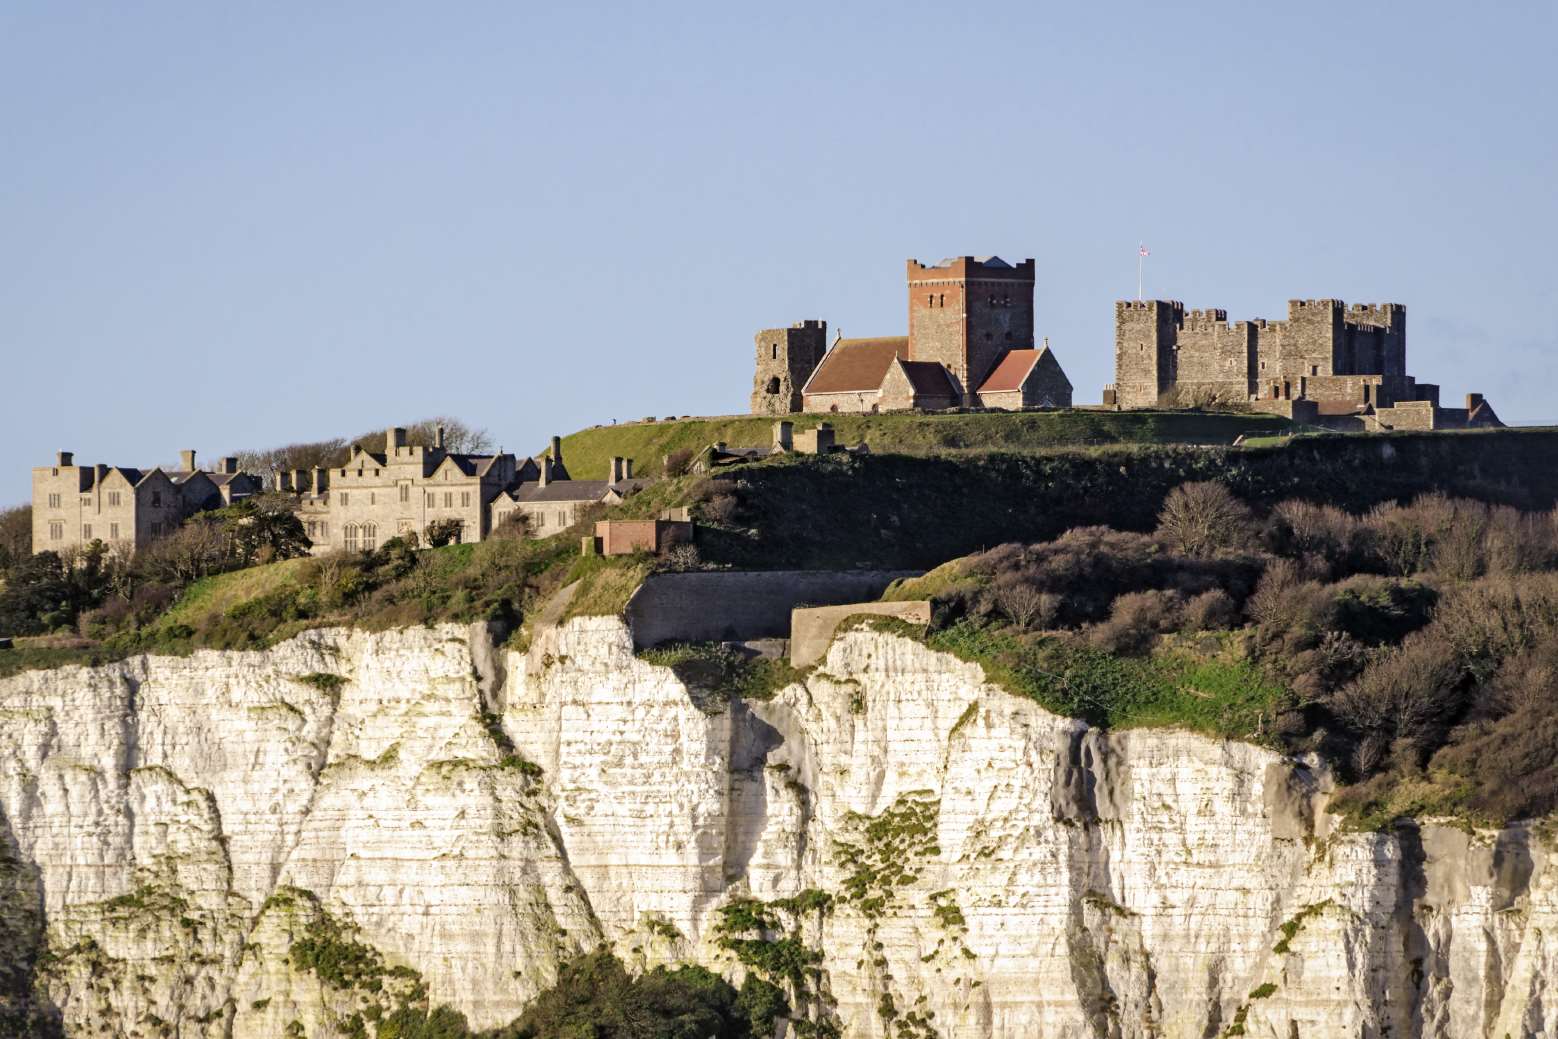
top-left (1108, 298), bottom-right (1501, 430)
top-left (752, 255), bottom-right (1073, 415)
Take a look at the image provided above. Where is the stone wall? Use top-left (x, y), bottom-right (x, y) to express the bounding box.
top-left (789, 599), bottom-right (931, 666)
top-left (1114, 300), bottom-right (1178, 408)
top-left (1175, 311), bottom-right (1253, 404)
top-left (624, 569), bottom-right (919, 647)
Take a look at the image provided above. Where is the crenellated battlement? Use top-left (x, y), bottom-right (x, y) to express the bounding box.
top-left (1116, 299), bottom-right (1184, 314)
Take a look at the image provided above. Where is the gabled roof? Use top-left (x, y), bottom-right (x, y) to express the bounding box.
top-left (802, 337), bottom-right (909, 395)
top-left (976, 347), bottom-right (1072, 393)
top-left (895, 359), bottom-right (957, 397)
top-left (1468, 399), bottom-right (1504, 427)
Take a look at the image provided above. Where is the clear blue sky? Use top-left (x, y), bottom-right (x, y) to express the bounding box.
top-left (3, 1), bottom-right (1555, 504)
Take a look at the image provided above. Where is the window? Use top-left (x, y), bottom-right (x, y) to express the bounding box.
top-left (765, 376), bottom-right (780, 395)
top-left (427, 492), bottom-right (436, 506)
top-left (151, 522), bottom-right (163, 536)
top-left (49, 521), bottom-right (63, 540)
top-left (399, 484), bottom-right (410, 503)
top-left (536, 512), bottom-right (546, 529)
top-left (772, 344), bottom-right (778, 359)
top-left (81, 496), bottom-right (91, 506)
top-left (306, 521), bottom-right (317, 538)
top-left (1310, 365), bottom-right (1319, 376)
top-left (151, 491), bottom-right (162, 507)
top-left (82, 524), bottom-right (92, 540)
top-left (557, 509), bottom-right (567, 525)
top-left (340, 491), bottom-right (350, 506)
top-left (461, 491), bottom-right (471, 507)
top-left (444, 492), bottom-right (453, 508)
top-left (926, 293), bottom-right (933, 306)
top-left (938, 294), bottom-right (944, 307)
top-left (109, 523), bottom-right (119, 540)
top-left (369, 492), bottom-right (376, 506)
top-left (344, 524), bottom-right (359, 551)
top-left (47, 493), bottom-right (61, 509)
top-left (362, 523), bottom-right (377, 551)
top-left (107, 491), bottom-right (121, 507)
top-left (320, 522), bottom-right (328, 538)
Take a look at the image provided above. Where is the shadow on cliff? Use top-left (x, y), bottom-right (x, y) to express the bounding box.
top-left (0, 803), bottom-right (63, 1039)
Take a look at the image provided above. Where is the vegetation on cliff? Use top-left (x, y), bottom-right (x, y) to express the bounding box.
top-left (877, 482), bottom-right (1558, 827)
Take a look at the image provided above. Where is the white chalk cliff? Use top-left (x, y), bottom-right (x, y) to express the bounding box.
top-left (1, 617), bottom-right (1554, 1037)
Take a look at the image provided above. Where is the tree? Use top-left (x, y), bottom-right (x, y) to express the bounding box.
top-left (1156, 481), bottom-right (1254, 558)
top-left (424, 518), bottom-right (464, 548)
top-left (216, 496), bottom-right (312, 566)
top-left (0, 504), bottom-right (30, 575)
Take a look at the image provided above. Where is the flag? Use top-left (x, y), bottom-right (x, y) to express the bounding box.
top-left (1139, 244), bottom-right (1150, 257)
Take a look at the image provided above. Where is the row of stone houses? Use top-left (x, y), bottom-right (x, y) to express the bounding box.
top-left (30, 450), bottom-right (262, 555)
top-left (31, 431), bottom-right (647, 558)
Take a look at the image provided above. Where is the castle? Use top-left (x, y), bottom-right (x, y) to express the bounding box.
top-left (1108, 299), bottom-right (1502, 430)
top-left (752, 256), bottom-right (1073, 415)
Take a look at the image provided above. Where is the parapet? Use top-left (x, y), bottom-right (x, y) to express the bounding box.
top-left (1116, 299), bottom-right (1185, 315)
top-left (1288, 299), bottom-right (1345, 313)
top-left (908, 256), bottom-right (1035, 281)
top-left (1182, 308), bottom-right (1229, 327)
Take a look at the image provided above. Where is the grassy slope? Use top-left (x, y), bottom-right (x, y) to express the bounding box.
top-left (555, 410), bottom-right (1289, 479)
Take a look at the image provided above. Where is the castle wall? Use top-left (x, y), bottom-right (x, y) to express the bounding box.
top-left (906, 281), bottom-right (965, 396)
top-left (1264, 300), bottom-right (1347, 381)
top-left (1174, 311), bottom-right (1254, 404)
top-left (907, 258), bottom-right (1035, 403)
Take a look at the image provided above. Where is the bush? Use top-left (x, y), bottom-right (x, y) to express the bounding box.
top-left (1156, 481), bottom-right (1254, 558)
top-left (664, 448), bottom-right (695, 478)
top-left (489, 511), bottom-right (532, 542)
top-left (424, 519), bottom-right (463, 548)
top-left (1088, 590), bottom-right (1182, 655)
top-left (1182, 589), bottom-right (1238, 631)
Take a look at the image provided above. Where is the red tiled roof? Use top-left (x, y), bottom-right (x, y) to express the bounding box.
top-left (897, 360), bottom-right (956, 396)
top-left (976, 350), bottom-right (1042, 393)
top-left (803, 337), bottom-right (908, 394)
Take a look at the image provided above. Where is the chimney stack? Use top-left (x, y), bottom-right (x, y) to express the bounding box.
top-left (312, 466), bottom-right (329, 494)
top-left (387, 427), bottom-right (408, 454)
top-left (540, 455), bottom-right (554, 487)
top-left (57, 451), bottom-right (74, 467)
top-left (609, 457), bottom-right (625, 483)
top-left (95, 463), bottom-right (108, 488)
top-left (773, 420), bottom-right (794, 452)
top-left (435, 425), bottom-right (446, 450)
top-left (222, 457), bottom-right (238, 474)
top-left (1467, 393), bottom-right (1484, 410)
top-left (550, 435), bottom-right (563, 463)
top-left (292, 468), bottom-right (309, 494)
top-left (625, 458), bottom-right (634, 480)
top-left (277, 471), bottom-right (293, 494)
top-left (180, 450), bottom-right (196, 472)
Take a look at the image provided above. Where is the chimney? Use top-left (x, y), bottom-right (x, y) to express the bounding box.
top-left (435, 425), bottom-right (446, 450)
top-left (57, 451), bottom-right (74, 467)
top-left (1467, 392), bottom-right (1484, 410)
top-left (222, 457), bottom-right (238, 475)
top-left (94, 463), bottom-right (108, 488)
top-left (540, 455), bottom-right (553, 487)
top-left (180, 449), bottom-right (196, 472)
top-left (550, 435), bottom-right (563, 463)
top-left (609, 457), bottom-right (625, 483)
top-left (624, 458), bottom-right (634, 480)
top-left (773, 420), bottom-right (794, 452)
top-left (387, 427), bottom-right (407, 454)
top-left (292, 468), bottom-right (309, 494)
top-left (312, 466), bottom-right (329, 493)
top-left (277, 470), bottom-right (293, 494)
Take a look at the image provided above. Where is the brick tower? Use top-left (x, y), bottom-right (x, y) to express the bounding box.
top-left (751, 320), bottom-right (827, 415)
top-left (907, 257), bottom-right (1036, 403)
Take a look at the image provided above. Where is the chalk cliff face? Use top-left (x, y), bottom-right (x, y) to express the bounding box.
top-left (1, 618), bottom-right (1556, 1038)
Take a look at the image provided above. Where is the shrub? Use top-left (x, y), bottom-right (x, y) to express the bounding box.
top-left (489, 511), bottom-right (532, 542)
top-left (1088, 590), bottom-right (1182, 656)
top-left (1182, 588), bottom-right (1238, 631)
top-left (992, 576), bottom-right (1060, 631)
top-left (663, 448), bottom-right (695, 478)
top-left (1156, 481), bottom-right (1254, 558)
top-left (424, 519), bottom-right (464, 548)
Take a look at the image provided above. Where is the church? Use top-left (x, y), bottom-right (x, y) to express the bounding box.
top-left (750, 256), bottom-right (1073, 415)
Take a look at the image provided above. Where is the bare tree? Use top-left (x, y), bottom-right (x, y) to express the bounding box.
top-left (0, 504), bottom-right (31, 574)
top-left (993, 577), bottom-right (1060, 631)
top-left (1156, 481), bottom-right (1254, 558)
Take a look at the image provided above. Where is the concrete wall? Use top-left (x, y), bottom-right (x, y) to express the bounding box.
top-left (790, 600), bottom-right (932, 667)
top-left (625, 569), bottom-right (919, 648)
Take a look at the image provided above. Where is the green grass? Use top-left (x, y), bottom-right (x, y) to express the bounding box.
top-left (557, 409), bottom-right (1290, 479)
top-left (638, 641), bottom-right (807, 713)
top-left (923, 620), bottom-right (1282, 739)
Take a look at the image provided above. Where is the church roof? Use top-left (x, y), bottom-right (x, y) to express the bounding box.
top-left (976, 347), bottom-right (1070, 393)
top-left (896, 360), bottom-right (957, 397)
top-left (802, 337), bottom-right (908, 395)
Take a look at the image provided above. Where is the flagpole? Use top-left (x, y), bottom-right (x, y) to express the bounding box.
top-left (1137, 249), bottom-right (1143, 302)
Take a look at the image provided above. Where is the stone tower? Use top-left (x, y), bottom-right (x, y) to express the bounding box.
top-left (1113, 300), bottom-right (1183, 408)
top-left (751, 320), bottom-right (827, 415)
top-left (907, 257), bottom-right (1036, 403)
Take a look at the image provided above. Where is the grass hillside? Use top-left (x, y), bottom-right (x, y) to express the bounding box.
top-left (555, 410), bottom-right (1290, 479)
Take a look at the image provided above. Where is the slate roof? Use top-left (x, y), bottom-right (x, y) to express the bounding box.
top-left (803, 337), bottom-right (909, 395)
top-left (504, 478), bottom-right (648, 504)
top-left (896, 360), bottom-right (957, 397)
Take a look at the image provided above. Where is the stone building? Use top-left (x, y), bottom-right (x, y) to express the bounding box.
top-left (1108, 298), bottom-right (1502, 431)
top-left (751, 255), bottom-right (1074, 415)
top-left (289, 429), bottom-right (647, 553)
top-left (31, 449), bottom-right (261, 555)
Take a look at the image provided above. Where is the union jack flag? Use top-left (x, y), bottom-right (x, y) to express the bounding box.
top-left (1139, 244), bottom-right (1150, 257)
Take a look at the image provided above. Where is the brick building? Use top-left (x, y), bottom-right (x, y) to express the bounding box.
top-left (751, 255), bottom-right (1073, 415)
top-left (31, 449), bottom-right (261, 555)
top-left (1108, 298), bottom-right (1502, 431)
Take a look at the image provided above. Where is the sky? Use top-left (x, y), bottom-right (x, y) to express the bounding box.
top-left (2, 1), bottom-right (1555, 505)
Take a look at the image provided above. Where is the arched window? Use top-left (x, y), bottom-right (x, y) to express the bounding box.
top-left (362, 523), bottom-right (377, 551)
top-left (343, 524), bottom-right (359, 552)
top-left (937, 294), bottom-right (944, 307)
top-left (765, 376), bottom-right (780, 394)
